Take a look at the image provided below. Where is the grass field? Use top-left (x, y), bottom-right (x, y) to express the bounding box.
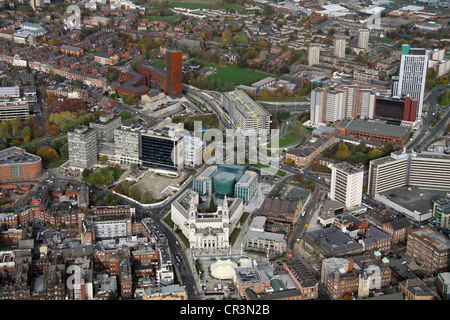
top-left (146, 15), bottom-right (177, 23)
top-left (251, 163), bottom-right (286, 176)
top-left (192, 58), bottom-right (272, 90)
top-left (119, 111), bottom-right (133, 120)
top-left (48, 158), bottom-right (68, 168)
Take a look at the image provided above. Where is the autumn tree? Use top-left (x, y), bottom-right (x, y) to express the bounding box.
top-left (129, 184), bottom-right (142, 200)
top-left (336, 142), bottom-right (349, 158)
top-left (11, 117), bottom-right (22, 136)
top-left (368, 149), bottom-right (383, 160)
top-left (37, 146), bottom-right (59, 164)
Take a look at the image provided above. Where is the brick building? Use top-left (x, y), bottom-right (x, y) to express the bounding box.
top-left (336, 120), bottom-right (411, 147)
top-left (0, 147), bottom-right (42, 182)
top-left (117, 50), bottom-right (183, 99)
top-left (405, 226), bottom-right (450, 273)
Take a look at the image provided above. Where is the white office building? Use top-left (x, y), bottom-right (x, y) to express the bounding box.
top-left (221, 90), bottom-right (271, 136)
top-left (182, 134), bottom-right (205, 167)
top-left (334, 36), bottom-right (346, 59)
top-left (358, 29), bottom-right (370, 51)
top-left (325, 89), bottom-right (346, 123)
top-left (368, 149), bottom-right (450, 197)
top-left (330, 162), bottom-right (364, 209)
top-left (308, 43), bottom-right (321, 66)
top-left (114, 125), bottom-right (142, 166)
top-left (395, 45), bottom-right (428, 119)
top-left (68, 126), bottom-right (97, 170)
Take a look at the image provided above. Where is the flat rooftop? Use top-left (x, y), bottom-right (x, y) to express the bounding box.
top-left (224, 90), bottom-right (270, 119)
top-left (338, 120), bottom-right (410, 138)
top-left (0, 147), bottom-right (41, 166)
top-left (380, 186), bottom-right (437, 215)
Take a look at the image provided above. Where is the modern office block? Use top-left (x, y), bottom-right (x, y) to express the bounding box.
top-left (68, 126), bottom-right (97, 170)
top-left (140, 127), bottom-right (184, 172)
top-left (221, 90), bottom-right (271, 136)
top-left (395, 45), bottom-right (428, 119)
top-left (433, 199), bottom-right (450, 232)
top-left (89, 112), bottom-right (122, 144)
top-left (182, 134), bottom-right (204, 167)
top-left (368, 149), bottom-right (450, 197)
top-left (308, 43), bottom-right (321, 66)
top-left (0, 147), bottom-right (42, 182)
top-left (330, 162), bottom-right (364, 209)
top-left (114, 125), bottom-right (141, 166)
top-left (358, 29), bottom-right (370, 51)
top-left (334, 35), bottom-right (346, 59)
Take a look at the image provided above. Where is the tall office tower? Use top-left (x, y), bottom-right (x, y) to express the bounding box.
top-left (310, 87), bottom-right (326, 124)
top-left (165, 50), bottom-right (183, 98)
top-left (359, 88), bottom-right (376, 119)
top-left (310, 87), bottom-right (346, 124)
top-left (308, 43), bottom-right (321, 66)
top-left (114, 125), bottom-right (141, 166)
top-left (140, 127), bottom-right (184, 172)
top-left (330, 162), bottom-right (364, 209)
top-left (325, 89), bottom-right (346, 122)
top-left (334, 35), bottom-right (346, 59)
top-left (395, 44), bottom-right (428, 119)
top-left (68, 126), bottom-right (97, 170)
top-left (358, 29), bottom-right (370, 51)
top-left (341, 85), bottom-right (359, 119)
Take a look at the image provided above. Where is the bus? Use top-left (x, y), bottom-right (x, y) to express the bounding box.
top-left (301, 211), bottom-right (306, 219)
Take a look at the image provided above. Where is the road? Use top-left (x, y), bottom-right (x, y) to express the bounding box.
top-left (118, 101), bottom-right (158, 124)
top-left (406, 85), bottom-right (450, 151)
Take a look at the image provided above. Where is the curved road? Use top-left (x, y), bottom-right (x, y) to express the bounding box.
top-left (407, 85), bottom-right (450, 151)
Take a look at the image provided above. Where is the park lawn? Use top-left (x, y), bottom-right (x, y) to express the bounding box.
top-left (372, 36), bottom-right (394, 43)
top-left (251, 163), bottom-right (286, 176)
top-left (113, 168), bottom-right (126, 180)
top-left (48, 158), bottom-right (68, 168)
top-left (119, 110), bottom-right (133, 120)
top-left (278, 133), bottom-right (302, 147)
top-left (208, 66), bottom-right (271, 89)
top-left (191, 58), bottom-right (272, 90)
top-left (146, 15), bottom-right (177, 24)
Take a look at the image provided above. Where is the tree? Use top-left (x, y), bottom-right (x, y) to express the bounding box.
top-left (336, 142), bottom-right (349, 158)
top-left (140, 191), bottom-right (153, 204)
top-left (356, 142), bottom-right (367, 153)
top-left (37, 146), bottom-right (59, 164)
top-left (222, 29), bottom-right (232, 43)
top-left (0, 120), bottom-right (10, 140)
top-left (89, 167), bottom-right (115, 186)
top-left (262, 4), bottom-right (273, 16)
top-left (206, 195), bottom-right (217, 213)
top-left (120, 180), bottom-right (130, 196)
top-left (82, 168), bottom-right (92, 179)
top-left (100, 155), bottom-right (107, 163)
top-left (11, 117), bottom-right (22, 136)
top-left (129, 184), bottom-right (142, 201)
top-left (106, 192), bottom-right (114, 204)
top-left (21, 126), bottom-right (32, 139)
top-left (368, 149), bottom-right (383, 160)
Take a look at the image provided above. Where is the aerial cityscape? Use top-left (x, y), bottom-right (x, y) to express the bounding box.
top-left (0, 0), bottom-right (449, 305)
